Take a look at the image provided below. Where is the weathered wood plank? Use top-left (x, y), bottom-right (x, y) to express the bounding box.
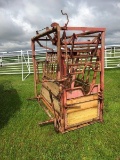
top-left (41, 87), bottom-right (51, 104)
top-left (41, 87), bottom-right (60, 113)
top-left (53, 97), bottom-right (60, 113)
top-left (66, 94), bottom-right (98, 105)
top-left (67, 107), bottom-right (98, 126)
top-left (67, 100), bottom-right (98, 113)
top-left (43, 82), bottom-right (59, 96)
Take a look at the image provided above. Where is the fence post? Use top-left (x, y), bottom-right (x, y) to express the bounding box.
top-left (114, 47), bottom-right (115, 56)
top-left (105, 47), bottom-right (107, 68)
top-left (27, 50), bottom-right (30, 74)
top-left (21, 50), bottom-right (24, 81)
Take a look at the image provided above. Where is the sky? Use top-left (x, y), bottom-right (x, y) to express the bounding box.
top-left (0, 0), bottom-right (120, 52)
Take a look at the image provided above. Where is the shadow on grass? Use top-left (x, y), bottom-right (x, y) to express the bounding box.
top-left (0, 80), bottom-right (21, 129)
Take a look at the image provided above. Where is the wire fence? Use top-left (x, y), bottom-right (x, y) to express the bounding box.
top-left (0, 46), bottom-right (120, 81)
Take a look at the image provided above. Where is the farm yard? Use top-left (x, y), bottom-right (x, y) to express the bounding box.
top-left (0, 68), bottom-right (120, 160)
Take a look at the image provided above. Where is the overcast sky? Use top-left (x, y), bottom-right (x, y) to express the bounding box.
top-left (0, 0), bottom-right (120, 52)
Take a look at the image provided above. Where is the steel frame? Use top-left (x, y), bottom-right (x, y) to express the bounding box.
top-left (31, 14), bottom-right (106, 133)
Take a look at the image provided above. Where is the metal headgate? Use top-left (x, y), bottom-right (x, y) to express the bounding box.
top-left (31, 11), bottom-right (106, 133)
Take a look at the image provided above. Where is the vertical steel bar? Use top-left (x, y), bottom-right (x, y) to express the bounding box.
top-left (31, 40), bottom-right (37, 97)
top-left (63, 89), bottom-right (67, 131)
top-left (56, 25), bottom-right (61, 79)
top-left (100, 31), bottom-right (105, 121)
top-left (60, 88), bottom-right (66, 133)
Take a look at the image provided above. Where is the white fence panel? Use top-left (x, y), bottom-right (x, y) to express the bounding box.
top-left (0, 50), bottom-right (46, 81)
top-left (105, 46), bottom-right (120, 68)
top-left (0, 46), bottom-right (120, 81)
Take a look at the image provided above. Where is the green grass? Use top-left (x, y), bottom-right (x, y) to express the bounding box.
top-left (0, 69), bottom-right (120, 160)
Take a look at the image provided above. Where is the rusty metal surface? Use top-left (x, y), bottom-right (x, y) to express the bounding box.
top-left (31, 11), bottom-right (106, 133)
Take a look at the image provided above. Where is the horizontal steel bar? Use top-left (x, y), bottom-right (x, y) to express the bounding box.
top-left (64, 27), bottom-right (106, 32)
top-left (31, 27), bottom-right (57, 41)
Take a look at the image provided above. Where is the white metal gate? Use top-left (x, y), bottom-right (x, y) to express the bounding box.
top-left (105, 45), bottom-right (120, 68)
top-left (0, 50), bottom-right (46, 81)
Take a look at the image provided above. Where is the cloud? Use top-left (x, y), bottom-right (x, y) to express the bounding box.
top-left (69, 2), bottom-right (96, 26)
top-left (0, 0), bottom-right (120, 51)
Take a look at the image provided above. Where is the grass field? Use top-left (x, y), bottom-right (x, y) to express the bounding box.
top-left (0, 69), bottom-right (120, 160)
